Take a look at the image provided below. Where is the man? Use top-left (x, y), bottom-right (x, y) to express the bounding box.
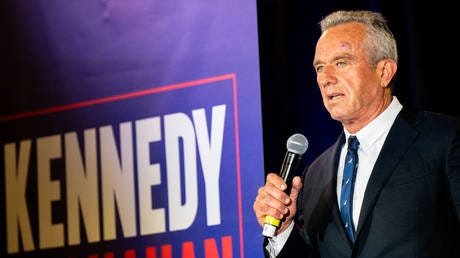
top-left (253, 10), bottom-right (460, 257)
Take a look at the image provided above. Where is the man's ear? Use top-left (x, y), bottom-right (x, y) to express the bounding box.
top-left (379, 59), bottom-right (398, 88)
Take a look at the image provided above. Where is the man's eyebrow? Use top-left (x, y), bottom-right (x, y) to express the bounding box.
top-left (313, 54), bottom-right (355, 67)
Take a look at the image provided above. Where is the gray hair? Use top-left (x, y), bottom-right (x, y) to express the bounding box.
top-left (319, 10), bottom-right (398, 66)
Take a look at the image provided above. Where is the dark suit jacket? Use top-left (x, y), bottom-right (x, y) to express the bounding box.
top-left (268, 108), bottom-right (460, 258)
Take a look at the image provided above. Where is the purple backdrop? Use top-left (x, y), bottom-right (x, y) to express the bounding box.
top-left (1, 1), bottom-right (264, 257)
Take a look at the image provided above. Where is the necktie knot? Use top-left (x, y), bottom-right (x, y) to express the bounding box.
top-left (348, 136), bottom-right (360, 152)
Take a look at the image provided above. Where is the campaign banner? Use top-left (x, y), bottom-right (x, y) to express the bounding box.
top-left (1, 1), bottom-right (264, 258)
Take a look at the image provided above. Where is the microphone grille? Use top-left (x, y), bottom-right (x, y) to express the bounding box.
top-left (286, 133), bottom-right (309, 155)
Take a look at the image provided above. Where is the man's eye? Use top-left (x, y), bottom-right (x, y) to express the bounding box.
top-left (337, 61), bottom-right (346, 67)
top-left (315, 66), bottom-right (324, 72)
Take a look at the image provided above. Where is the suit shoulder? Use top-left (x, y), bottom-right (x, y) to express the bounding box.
top-left (400, 108), bottom-right (460, 131)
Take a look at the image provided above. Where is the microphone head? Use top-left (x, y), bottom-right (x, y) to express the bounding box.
top-left (286, 133), bottom-right (309, 155)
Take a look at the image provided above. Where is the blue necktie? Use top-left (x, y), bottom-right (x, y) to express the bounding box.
top-left (340, 136), bottom-right (360, 243)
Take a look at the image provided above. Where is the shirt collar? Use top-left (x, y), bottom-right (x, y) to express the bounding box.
top-left (344, 96), bottom-right (403, 149)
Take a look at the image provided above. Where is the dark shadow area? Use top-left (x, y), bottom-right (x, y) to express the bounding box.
top-left (257, 1), bottom-right (459, 174)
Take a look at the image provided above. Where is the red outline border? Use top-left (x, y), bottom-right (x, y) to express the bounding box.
top-left (1, 73), bottom-right (245, 258)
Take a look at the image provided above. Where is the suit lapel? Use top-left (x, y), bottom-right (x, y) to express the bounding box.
top-left (355, 109), bottom-right (422, 239)
top-left (328, 133), bottom-right (353, 244)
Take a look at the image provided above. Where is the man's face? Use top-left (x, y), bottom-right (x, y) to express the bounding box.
top-left (313, 22), bottom-right (390, 131)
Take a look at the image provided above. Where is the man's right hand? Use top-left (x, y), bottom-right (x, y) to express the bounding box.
top-left (253, 172), bottom-right (303, 235)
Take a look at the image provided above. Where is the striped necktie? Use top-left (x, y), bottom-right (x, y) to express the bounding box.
top-left (340, 135), bottom-right (360, 243)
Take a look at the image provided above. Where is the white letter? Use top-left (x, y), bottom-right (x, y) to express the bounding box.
top-left (4, 140), bottom-right (35, 253)
top-left (100, 122), bottom-right (136, 240)
top-left (165, 112), bottom-right (198, 231)
top-left (37, 134), bottom-right (64, 249)
top-left (65, 129), bottom-right (100, 245)
top-left (192, 105), bottom-right (226, 225)
top-left (135, 117), bottom-right (166, 235)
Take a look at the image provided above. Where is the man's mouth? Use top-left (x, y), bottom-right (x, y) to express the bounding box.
top-left (328, 92), bottom-right (344, 100)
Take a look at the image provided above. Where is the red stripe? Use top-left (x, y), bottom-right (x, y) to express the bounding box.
top-left (0, 74), bottom-right (234, 123)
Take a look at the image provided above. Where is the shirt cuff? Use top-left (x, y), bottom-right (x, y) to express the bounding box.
top-left (265, 221), bottom-right (295, 257)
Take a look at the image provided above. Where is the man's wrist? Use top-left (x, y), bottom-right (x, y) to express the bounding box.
top-left (276, 218), bottom-right (293, 235)
top-left (265, 220), bottom-right (295, 257)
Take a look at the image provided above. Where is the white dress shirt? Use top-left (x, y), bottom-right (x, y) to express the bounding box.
top-left (267, 96), bottom-right (403, 257)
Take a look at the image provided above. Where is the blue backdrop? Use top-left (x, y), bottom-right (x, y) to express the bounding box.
top-left (1, 1), bottom-right (265, 258)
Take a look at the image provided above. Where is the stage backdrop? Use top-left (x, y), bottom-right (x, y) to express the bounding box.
top-left (1, 1), bottom-right (265, 258)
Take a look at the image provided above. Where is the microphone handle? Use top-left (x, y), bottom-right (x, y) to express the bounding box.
top-left (262, 151), bottom-right (302, 238)
top-left (279, 151), bottom-right (302, 193)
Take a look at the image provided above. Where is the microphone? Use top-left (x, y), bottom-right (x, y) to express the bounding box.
top-left (262, 133), bottom-right (309, 238)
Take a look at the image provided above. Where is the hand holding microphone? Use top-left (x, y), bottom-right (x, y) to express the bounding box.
top-left (261, 133), bottom-right (309, 238)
